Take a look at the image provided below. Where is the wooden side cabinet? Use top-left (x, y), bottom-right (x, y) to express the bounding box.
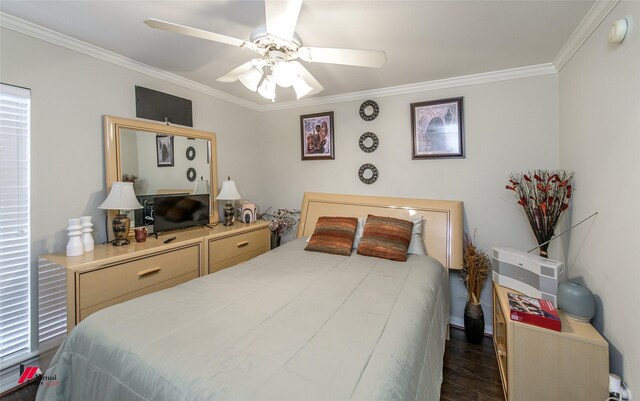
top-left (493, 283), bottom-right (609, 401)
top-left (207, 221), bottom-right (270, 274)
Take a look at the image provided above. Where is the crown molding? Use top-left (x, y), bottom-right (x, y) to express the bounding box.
top-left (552, 0), bottom-right (620, 72)
top-left (1, 11), bottom-right (558, 114)
top-left (0, 12), bottom-right (261, 111)
top-left (259, 63), bottom-right (557, 112)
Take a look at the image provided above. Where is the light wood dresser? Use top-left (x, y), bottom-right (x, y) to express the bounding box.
top-left (42, 220), bottom-right (270, 331)
top-left (492, 283), bottom-right (609, 401)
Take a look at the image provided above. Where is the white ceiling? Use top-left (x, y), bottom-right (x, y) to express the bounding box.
top-left (0, 0), bottom-right (594, 105)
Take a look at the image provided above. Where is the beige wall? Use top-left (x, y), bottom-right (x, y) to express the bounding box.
top-left (0, 27), bottom-right (261, 260)
top-left (256, 75), bottom-right (561, 329)
top-left (559, 1), bottom-right (640, 389)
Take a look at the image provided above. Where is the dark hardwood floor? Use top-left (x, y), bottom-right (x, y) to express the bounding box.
top-left (1, 326), bottom-right (504, 401)
top-left (441, 327), bottom-right (505, 401)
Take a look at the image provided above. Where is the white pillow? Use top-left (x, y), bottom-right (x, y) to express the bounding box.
top-left (407, 217), bottom-right (427, 255)
top-left (351, 218), bottom-right (365, 250)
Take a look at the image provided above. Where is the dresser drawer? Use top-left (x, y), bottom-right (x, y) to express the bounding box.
top-left (78, 244), bottom-right (200, 310)
top-left (208, 228), bottom-right (269, 273)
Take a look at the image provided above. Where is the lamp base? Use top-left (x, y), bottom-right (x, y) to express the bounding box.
top-left (112, 238), bottom-right (131, 246)
top-left (223, 202), bottom-right (234, 226)
top-left (112, 213), bottom-right (131, 246)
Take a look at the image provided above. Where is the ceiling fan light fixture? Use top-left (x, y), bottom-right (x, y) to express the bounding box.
top-left (238, 66), bottom-right (264, 92)
top-left (258, 75), bottom-right (276, 101)
top-left (272, 61), bottom-right (299, 88)
top-left (292, 76), bottom-right (313, 99)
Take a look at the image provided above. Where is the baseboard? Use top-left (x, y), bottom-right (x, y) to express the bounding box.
top-left (450, 315), bottom-right (493, 336)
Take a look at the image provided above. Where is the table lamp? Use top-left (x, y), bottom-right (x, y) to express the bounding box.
top-left (98, 182), bottom-right (143, 246)
top-left (216, 176), bottom-right (242, 226)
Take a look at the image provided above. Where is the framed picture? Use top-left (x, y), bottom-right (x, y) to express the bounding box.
top-left (411, 97), bottom-right (464, 159)
top-left (300, 111), bottom-right (335, 160)
top-left (156, 135), bottom-right (174, 167)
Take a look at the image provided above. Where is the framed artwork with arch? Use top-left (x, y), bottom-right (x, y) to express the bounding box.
top-left (411, 97), bottom-right (464, 159)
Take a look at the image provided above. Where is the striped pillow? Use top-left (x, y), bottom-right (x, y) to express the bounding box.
top-left (357, 215), bottom-right (414, 261)
top-left (305, 216), bottom-right (359, 256)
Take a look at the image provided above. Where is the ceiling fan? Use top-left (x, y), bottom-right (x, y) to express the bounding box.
top-left (144, 0), bottom-right (387, 101)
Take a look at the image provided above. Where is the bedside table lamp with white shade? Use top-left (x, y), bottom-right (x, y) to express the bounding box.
top-left (98, 182), bottom-right (143, 246)
top-left (216, 176), bottom-right (242, 226)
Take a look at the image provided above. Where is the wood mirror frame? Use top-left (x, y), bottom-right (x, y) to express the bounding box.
top-left (103, 115), bottom-right (219, 239)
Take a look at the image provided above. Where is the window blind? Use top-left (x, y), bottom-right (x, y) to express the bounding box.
top-left (0, 83), bottom-right (31, 364)
top-left (38, 258), bottom-right (66, 350)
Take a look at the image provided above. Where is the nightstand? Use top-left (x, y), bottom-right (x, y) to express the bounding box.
top-left (493, 282), bottom-right (609, 401)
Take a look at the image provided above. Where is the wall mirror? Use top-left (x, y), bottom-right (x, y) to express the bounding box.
top-left (104, 115), bottom-right (219, 237)
top-left (359, 132), bottom-right (379, 153)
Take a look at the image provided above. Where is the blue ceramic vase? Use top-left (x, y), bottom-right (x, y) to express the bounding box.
top-left (557, 281), bottom-right (595, 322)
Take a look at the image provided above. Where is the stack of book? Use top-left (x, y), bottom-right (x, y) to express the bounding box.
top-left (508, 292), bottom-right (561, 331)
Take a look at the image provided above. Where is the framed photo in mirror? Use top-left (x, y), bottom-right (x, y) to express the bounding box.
top-left (156, 135), bottom-right (174, 167)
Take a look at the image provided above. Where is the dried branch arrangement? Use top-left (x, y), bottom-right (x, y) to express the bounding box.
top-left (460, 234), bottom-right (491, 305)
top-left (506, 170), bottom-right (574, 257)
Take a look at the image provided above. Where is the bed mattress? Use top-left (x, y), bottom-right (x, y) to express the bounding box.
top-left (36, 238), bottom-right (450, 401)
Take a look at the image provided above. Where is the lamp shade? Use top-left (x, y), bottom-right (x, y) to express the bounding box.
top-left (272, 61), bottom-right (298, 88)
top-left (193, 178), bottom-right (210, 195)
top-left (293, 76), bottom-right (313, 99)
top-left (258, 76), bottom-right (276, 101)
top-left (98, 182), bottom-right (143, 210)
top-left (216, 179), bottom-right (242, 201)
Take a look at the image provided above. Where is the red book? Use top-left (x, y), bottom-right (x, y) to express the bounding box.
top-left (508, 292), bottom-right (561, 332)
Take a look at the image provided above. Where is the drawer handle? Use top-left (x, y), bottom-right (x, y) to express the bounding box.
top-left (138, 267), bottom-right (161, 277)
top-left (236, 241), bottom-right (249, 248)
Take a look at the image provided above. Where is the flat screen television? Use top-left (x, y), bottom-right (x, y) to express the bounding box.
top-left (153, 194), bottom-right (209, 234)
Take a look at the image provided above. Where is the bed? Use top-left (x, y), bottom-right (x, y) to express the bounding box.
top-left (36, 192), bottom-right (463, 401)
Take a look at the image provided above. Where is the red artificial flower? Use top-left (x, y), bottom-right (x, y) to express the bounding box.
top-left (539, 202), bottom-right (547, 215)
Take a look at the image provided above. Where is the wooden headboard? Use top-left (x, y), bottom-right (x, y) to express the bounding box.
top-left (297, 192), bottom-right (464, 269)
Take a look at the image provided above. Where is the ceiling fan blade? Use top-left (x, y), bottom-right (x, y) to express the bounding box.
top-left (291, 61), bottom-right (324, 96)
top-left (145, 19), bottom-right (257, 52)
top-left (265, 0), bottom-right (302, 41)
top-left (298, 47), bottom-right (387, 68)
top-left (217, 61), bottom-right (253, 83)
top-left (217, 59), bottom-right (266, 82)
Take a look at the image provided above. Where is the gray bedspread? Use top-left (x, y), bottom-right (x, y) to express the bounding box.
top-left (36, 238), bottom-right (449, 401)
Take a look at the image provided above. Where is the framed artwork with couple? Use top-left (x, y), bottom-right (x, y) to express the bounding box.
top-left (300, 111), bottom-right (334, 160)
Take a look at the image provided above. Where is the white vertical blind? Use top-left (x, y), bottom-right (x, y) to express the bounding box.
top-left (0, 83), bottom-right (31, 363)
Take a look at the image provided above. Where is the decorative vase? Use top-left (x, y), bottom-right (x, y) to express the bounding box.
top-left (558, 280), bottom-right (596, 322)
top-left (538, 242), bottom-right (549, 258)
top-left (134, 227), bottom-right (148, 242)
top-left (80, 216), bottom-right (94, 252)
top-left (270, 232), bottom-right (281, 249)
top-left (464, 301), bottom-right (485, 344)
top-left (66, 218), bottom-right (84, 257)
